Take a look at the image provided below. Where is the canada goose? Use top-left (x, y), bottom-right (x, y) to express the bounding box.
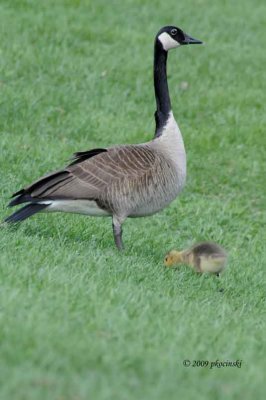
top-left (4, 26), bottom-right (202, 250)
top-left (164, 242), bottom-right (228, 276)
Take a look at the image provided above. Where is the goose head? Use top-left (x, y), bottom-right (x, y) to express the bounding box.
top-left (157, 26), bottom-right (202, 51)
top-left (164, 250), bottom-right (183, 267)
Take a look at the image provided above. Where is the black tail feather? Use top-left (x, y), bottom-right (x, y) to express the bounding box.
top-left (9, 170), bottom-right (70, 206)
top-left (8, 194), bottom-right (35, 208)
top-left (4, 203), bottom-right (49, 224)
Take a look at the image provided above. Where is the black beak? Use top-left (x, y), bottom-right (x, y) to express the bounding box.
top-left (182, 33), bottom-right (203, 45)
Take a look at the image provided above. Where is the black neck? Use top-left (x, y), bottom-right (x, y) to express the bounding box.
top-left (154, 40), bottom-right (171, 136)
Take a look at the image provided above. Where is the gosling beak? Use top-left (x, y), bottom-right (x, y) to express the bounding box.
top-left (182, 33), bottom-right (203, 45)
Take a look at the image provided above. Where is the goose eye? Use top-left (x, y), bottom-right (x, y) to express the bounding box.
top-left (171, 28), bottom-right (177, 36)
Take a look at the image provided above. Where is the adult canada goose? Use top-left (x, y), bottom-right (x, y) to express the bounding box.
top-left (4, 26), bottom-right (202, 250)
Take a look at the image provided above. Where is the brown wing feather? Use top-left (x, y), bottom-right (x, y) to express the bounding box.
top-left (10, 145), bottom-right (157, 208)
top-left (45, 145), bottom-right (156, 200)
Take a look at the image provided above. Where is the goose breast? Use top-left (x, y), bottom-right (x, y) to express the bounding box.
top-left (98, 144), bottom-right (186, 217)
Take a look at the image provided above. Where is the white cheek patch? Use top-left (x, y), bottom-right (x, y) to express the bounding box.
top-left (158, 32), bottom-right (180, 51)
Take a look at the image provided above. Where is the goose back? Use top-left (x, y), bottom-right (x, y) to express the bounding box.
top-left (10, 128), bottom-right (185, 219)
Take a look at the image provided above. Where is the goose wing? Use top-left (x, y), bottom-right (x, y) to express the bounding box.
top-left (9, 145), bottom-right (157, 208)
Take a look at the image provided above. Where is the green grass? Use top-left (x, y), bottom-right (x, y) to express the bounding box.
top-left (0, 0), bottom-right (266, 399)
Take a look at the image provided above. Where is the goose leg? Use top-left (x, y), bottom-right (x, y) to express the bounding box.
top-left (112, 217), bottom-right (124, 251)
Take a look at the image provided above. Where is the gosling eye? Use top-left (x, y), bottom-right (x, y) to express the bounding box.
top-left (165, 257), bottom-right (168, 262)
top-left (170, 28), bottom-right (177, 36)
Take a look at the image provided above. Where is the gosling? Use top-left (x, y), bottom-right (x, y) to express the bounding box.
top-left (164, 241), bottom-right (227, 276)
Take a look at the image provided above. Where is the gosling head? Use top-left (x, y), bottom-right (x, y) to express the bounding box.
top-left (164, 250), bottom-right (183, 267)
top-left (156, 26), bottom-right (203, 52)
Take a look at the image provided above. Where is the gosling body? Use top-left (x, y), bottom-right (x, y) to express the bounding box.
top-left (164, 242), bottom-right (227, 275)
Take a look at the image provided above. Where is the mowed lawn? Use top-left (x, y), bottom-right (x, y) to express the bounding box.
top-left (0, 0), bottom-right (265, 399)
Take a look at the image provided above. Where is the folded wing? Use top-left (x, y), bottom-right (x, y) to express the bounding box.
top-left (9, 145), bottom-right (157, 211)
